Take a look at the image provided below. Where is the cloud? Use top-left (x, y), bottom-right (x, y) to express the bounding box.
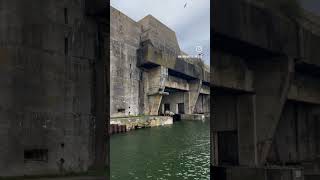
top-left (111, 0), bottom-right (210, 65)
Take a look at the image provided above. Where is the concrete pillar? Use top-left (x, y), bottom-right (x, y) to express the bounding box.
top-left (148, 94), bottom-right (163, 115)
top-left (237, 94), bottom-right (257, 166)
top-left (211, 93), bottom-right (238, 166)
top-left (253, 57), bottom-right (294, 165)
top-left (144, 66), bottom-right (167, 115)
top-left (186, 79), bottom-right (202, 114)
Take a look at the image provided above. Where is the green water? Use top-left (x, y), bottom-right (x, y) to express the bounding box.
top-left (110, 120), bottom-right (210, 180)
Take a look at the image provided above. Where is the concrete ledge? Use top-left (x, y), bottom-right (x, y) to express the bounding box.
top-left (181, 114), bottom-right (208, 121)
top-left (110, 116), bottom-right (173, 131)
top-left (138, 41), bottom-right (210, 83)
top-left (212, 166), bottom-right (304, 180)
top-left (213, 0), bottom-right (299, 57)
top-left (1, 176), bottom-right (106, 180)
top-left (32, 177), bottom-right (105, 180)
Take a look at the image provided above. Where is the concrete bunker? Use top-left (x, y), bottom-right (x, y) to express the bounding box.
top-left (110, 6), bottom-right (210, 129)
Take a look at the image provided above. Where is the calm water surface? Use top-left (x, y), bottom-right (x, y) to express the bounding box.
top-left (110, 120), bottom-right (210, 180)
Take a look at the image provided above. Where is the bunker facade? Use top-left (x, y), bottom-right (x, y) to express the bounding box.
top-left (212, 1), bottom-right (320, 180)
top-left (110, 7), bottom-right (210, 119)
top-left (0, 0), bottom-right (107, 177)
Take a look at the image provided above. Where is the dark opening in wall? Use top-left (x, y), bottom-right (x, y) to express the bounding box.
top-left (24, 149), bottom-right (48, 162)
top-left (65, 37), bottom-right (68, 56)
top-left (118, 109), bottom-right (125, 113)
top-left (64, 8), bottom-right (68, 24)
top-left (178, 103), bottom-right (185, 114)
top-left (164, 103), bottom-right (170, 111)
top-left (217, 131), bottom-right (239, 165)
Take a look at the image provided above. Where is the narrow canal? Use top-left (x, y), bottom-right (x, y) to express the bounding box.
top-left (110, 119), bottom-right (210, 180)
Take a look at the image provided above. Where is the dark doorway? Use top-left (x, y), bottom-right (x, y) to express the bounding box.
top-left (217, 131), bottom-right (239, 165)
top-left (164, 103), bottom-right (170, 111)
top-left (178, 103), bottom-right (185, 114)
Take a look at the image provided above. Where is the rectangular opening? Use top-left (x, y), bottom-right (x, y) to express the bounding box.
top-left (117, 109), bottom-right (125, 113)
top-left (178, 103), bottom-right (185, 114)
top-left (217, 131), bottom-right (239, 165)
top-left (24, 149), bottom-right (48, 162)
top-left (64, 8), bottom-right (68, 24)
top-left (164, 103), bottom-right (170, 111)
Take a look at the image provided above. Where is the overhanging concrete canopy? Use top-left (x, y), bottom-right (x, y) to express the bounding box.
top-left (213, 0), bottom-right (299, 58)
top-left (138, 40), bottom-right (210, 83)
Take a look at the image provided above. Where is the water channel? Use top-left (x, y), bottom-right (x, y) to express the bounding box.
top-left (110, 119), bottom-right (210, 180)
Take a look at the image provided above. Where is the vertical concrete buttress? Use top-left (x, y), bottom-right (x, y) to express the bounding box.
top-left (254, 57), bottom-right (295, 165)
top-left (144, 66), bottom-right (168, 115)
top-left (187, 79), bottom-right (202, 114)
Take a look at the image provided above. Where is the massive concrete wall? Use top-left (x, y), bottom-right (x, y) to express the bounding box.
top-left (139, 15), bottom-right (181, 61)
top-left (0, 0), bottom-right (105, 177)
top-left (110, 7), bottom-right (210, 117)
top-left (212, 0), bottom-right (320, 179)
top-left (110, 7), bottom-right (142, 117)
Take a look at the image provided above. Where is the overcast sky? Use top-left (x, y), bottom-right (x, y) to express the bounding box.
top-left (111, 0), bottom-right (210, 65)
top-left (299, 0), bottom-right (320, 15)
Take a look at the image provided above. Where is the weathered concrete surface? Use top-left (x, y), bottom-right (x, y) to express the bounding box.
top-left (110, 116), bottom-right (173, 131)
top-left (254, 57), bottom-right (295, 165)
top-left (110, 7), bottom-right (210, 118)
top-left (186, 80), bottom-right (202, 114)
top-left (110, 6), bottom-right (142, 117)
top-left (212, 51), bottom-right (254, 92)
top-left (212, 0), bottom-right (320, 179)
top-left (0, 0), bottom-right (107, 177)
top-left (32, 176), bottom-right (106, 180)
top-left (213, 0), bottom-right (299, 57)
top-left (138, 41), bottom-right (210, 83)
top-left (212, 166), bottom-right (304, 180)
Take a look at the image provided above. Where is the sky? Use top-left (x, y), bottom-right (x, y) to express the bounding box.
top-left (299, 0), bottom-right (320, 15)
top-left (111, 0), bottom-right (210, 65)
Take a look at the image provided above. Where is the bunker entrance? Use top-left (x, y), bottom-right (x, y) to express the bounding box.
top-left (160, 88), bottom-right (187, 117)
top-left (178, 103), bottom-right (185, 114)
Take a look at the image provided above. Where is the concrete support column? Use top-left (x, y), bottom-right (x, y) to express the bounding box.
top-left (148, 94), bottom-right (163, 115)
top-left (186, 79), bottom-right (202, 114)
top-left (211, 93), bottom-right (238, 166)
top-left (253, 57), bottom-right (294, 165)
top-left (237, 94), bottom-right (257, 166)
top-left (144, 66), bottom-right (168, 115)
